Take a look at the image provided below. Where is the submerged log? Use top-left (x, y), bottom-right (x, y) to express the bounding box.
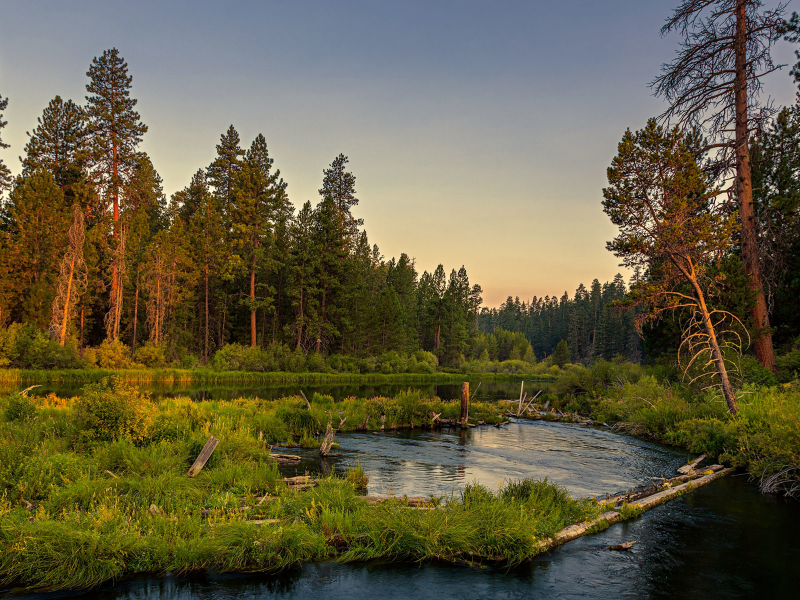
top-left (187, 436), bottom-right (219, 477)
top-left (608, 541), bottom-right (636, 551)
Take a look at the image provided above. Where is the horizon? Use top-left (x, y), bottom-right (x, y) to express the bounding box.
top-left (1, 0), bottom-right (797, 308)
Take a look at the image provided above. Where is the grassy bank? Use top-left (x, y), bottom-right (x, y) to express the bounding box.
top-left (0, 383), bottom-right (595, 591)
top-left (0, 368), bottom-right (552, 386)
top-left (541, 360), bottom-right (800, 497)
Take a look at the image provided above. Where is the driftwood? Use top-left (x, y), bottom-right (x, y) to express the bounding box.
top-left (319, 422), bottom-right (335, 456)
top-left (19, 385), bottom-right (42, 397)
top-left (187, 436), bottom-right (218, 477)
top-left (538, 467), bottom-right (734, 552)
top-left (599, 464), bottom-right (724, 506)
top-left (299, 390), bottom-right (311, 410)
top-left (608, 541), bottom-right (636, 551)
top-left (677, 454), bottom-right (707, 475)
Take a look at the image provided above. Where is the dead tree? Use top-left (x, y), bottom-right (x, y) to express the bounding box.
top-left (652, 0), bottom-right (788, 371)
top-left (50, 205), bottom-right (88, 345)
top-left (104, 226), bottom-right (127, 341)
top-left (603, 120), bottom-right (743, 414)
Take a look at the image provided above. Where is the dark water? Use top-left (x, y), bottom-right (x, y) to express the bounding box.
top-left (4, 380), bottom-right (545, 403)
top-left (7, 421), bottom-right (800, 600)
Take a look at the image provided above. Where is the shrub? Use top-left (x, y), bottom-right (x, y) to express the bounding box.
top-left (133, 342), bottom-right (167, 368)
top-left (0, 323), bottom-right (82, 369)
top-left (5, 392), bottom-right (37, 422)
top-left (94, 339), bottom-right (140, 369)
top-left (75, 378), bottom-right (153, 442)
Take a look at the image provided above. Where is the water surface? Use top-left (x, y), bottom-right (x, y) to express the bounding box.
top-left (9, 421), bottom-right (799, 600)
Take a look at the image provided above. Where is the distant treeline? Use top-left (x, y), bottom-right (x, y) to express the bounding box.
top-left (477, 275), bottom-right (641, 364)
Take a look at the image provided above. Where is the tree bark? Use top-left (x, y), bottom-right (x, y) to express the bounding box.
top-left (204, 268), bottom-right (209, 364)
top-left (250, 261), bottom-right (257, 347)
top-left (132, 268), bottom-right (140, 355)
top-left (735, 0), bottom-right (775, 371)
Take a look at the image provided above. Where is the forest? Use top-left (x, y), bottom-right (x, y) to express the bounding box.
top-left (0, 49), bottom-right (640, 373)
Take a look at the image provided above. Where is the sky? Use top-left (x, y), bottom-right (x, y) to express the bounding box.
top-left (1, 0), bottom-right (798, 307)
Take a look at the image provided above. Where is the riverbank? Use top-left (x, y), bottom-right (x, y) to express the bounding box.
top-left (0, 368), bottom-right (551, 386)
top-left (0, 384), bottom-right (598, 592)
top-left (541, 360), bottom-right (800, 498)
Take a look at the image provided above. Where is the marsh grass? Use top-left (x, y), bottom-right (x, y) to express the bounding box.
top-left (0, 368), bottom-right (541, 386)
top-left (0, 383), bottom-right (595, 591)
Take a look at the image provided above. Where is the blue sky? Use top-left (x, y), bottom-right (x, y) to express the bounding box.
top-left (1, 0), bottom-right (797, 305)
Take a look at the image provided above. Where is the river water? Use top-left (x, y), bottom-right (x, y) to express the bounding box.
top-left (13, 419), bottom-right (799, 600)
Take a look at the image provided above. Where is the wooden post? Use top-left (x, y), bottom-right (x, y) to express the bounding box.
top-left (460, 382), bottom-right (469, 425)
top-left (187, 436), bottom-right (219, 477)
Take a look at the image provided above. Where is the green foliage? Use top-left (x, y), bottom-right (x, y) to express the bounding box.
top-left (5, 392), bottom-right (37, 422)
top-left (0, 323), bottom-right (82, 369)
top-left (74, 378), bottom-right (153, 442)
top-left (90, 339), bottom-right (139, 370)
top-left (552, 340), bottom-right (570, 368)
top-left (133, 342), bottom-right (167, 368)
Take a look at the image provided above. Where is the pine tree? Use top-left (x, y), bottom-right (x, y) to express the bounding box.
top-left (85, 48), bottom-right (148, 340)
top-left (319, 153), bottom-right (363, 244)
top-left (0, 94), bottom-right (12, 200)
top-left (552, 339), bottom-right (571, 367)
top-left (185, 170), bottom-right (227, 363)
top-left (287, 201), bottom-right (319, 350)
top-left (3, 171), bottom-right (70, 328)
top-left (207, 125), bottom-right (245, 210)
top-left (22, 96), bottom-right (89, 199)
top-left (230, 134), bottom-right (287, 347)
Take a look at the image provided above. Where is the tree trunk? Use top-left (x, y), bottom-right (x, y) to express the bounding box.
top-left (692, 279), bottom-right (738, 414)
top-left (204, 268), bottom-right (209, 364)
top-left (79, 308), bottom-right (85, 355)
top-left (316, 288), bottom-right (326, 354)
top-left (58, 253), bottom-right (76, 346)
top-left (132, 268), bottom-right (140, 355)
top-left (297, 285), bottom-right (304, 350)
top-left (250, 263), bottom-right (257, 347)
top-left (735, 0), bottom-right (775, 371)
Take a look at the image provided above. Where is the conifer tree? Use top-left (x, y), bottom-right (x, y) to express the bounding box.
top-left (319, 153), bottom-right (363, 243)
top-left (207, 125), bottom-right (245, 210)
top-left (287, 201), bottom-right (319, 350)
top-left (22, 96), bottom-right (89, 198)
top-left (0, 94), bottom-right (12, 200)
top-left (85, 48), bottom-right (148, 340)
top-left (3, 171), bottom-right (70, 328)
top-left (185, 170), bottom-right (226, 362)
top-left (230, 134), bottom-right (287, 347)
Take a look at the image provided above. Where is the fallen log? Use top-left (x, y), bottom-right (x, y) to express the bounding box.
top-left (539, 467), bottom-right (734, 552)
top-left (608, 541), bottom-right (635, 551)
top-left (599, 465), bottom-right (724, 506)
top-left (677, 454), bottom-right (707, 475)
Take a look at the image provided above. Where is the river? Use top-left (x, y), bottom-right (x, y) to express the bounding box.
top-left (11, 418), bottom-right (799, 600)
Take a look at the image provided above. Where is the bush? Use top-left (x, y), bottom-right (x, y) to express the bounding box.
top-left (75, 378), bottom-right (153, 442)
top-left (133, 342), bottom-right (167, 368)
top-left (0, 323), bottom-right (82, 369)
top-left (5, 392), bottom-right (37, 422)
top-left (93, 339), bottom-right (140, 369)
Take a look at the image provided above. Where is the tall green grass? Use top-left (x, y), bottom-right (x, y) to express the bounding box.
top-left (0, 384), bottom-right (594, 591)
top-left (0, 368), bottom-right (548, 385)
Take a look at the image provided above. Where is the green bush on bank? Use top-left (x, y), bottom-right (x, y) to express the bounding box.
top-left (546, 358), bottom-right (800, 497)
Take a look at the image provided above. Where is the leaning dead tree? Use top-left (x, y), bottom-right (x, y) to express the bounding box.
top-left (603, 120), bottom-right (743, 414)
top-left (652, 0), bottom-right (787, 371)
top-left (105, 226), bottom-right (127, 341)
top-left (50, 205), bottom-right (88, 346)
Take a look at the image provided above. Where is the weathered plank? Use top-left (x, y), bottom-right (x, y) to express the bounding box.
top-left (187, 436), bottom-right (219, 477)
